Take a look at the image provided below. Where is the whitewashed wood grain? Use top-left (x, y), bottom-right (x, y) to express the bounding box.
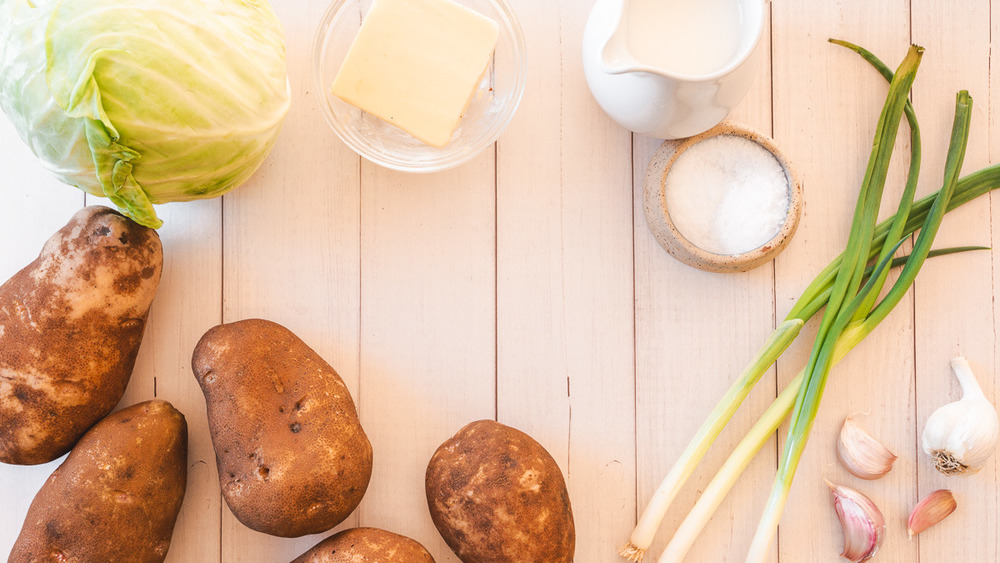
top-left (496, 0), bottom-right (635, 559)
top-left (217, 1), bottom-right (363, 560)
top-left (4, 1), bottom-right (1000, 562)
top-left (631, 6), bottom-right (777, 561)
top-left (358, 154), bottom-right (497, 563)
top-left (771, 1), bottom-right (917, 562)
top-left (990, 2), bottom-right (1000, 559)
top-left (116, 199), bottom-right (224, 563)
top-left (911, 2), bottom-right (998, 562)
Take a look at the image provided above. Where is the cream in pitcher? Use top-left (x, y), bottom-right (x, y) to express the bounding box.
top-left (626, 0), bottom-right (745, 75)
top-left (583, 0), bottom-right (765, 139)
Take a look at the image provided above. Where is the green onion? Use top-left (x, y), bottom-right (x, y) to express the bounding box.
top-left (747, 87), bottom-right (971, 561)
top-left (622, 40), bottom-right (999, 563)
top-left (745, 43), bottom-right (932, 561)
top-left (619, 318), bottom-right (805, 562)
top-left (658, 239), bottom-right (904, 562)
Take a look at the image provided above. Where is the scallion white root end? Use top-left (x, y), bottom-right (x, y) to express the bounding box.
top-left (619, 544), bottom-right (646, 562)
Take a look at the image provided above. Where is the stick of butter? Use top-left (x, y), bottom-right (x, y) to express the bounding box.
top-left (331, 0), bottom-right (500, 148)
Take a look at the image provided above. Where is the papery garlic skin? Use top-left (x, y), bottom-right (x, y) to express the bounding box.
top-left (828, 482), bottom-right (885, 563)
top-left (837, 414), bottom-right (897, 480)
top-left (921, 357), bottom-right (1000, 475)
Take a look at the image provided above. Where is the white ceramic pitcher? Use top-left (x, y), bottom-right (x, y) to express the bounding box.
top-left (582, 0), bottom-right (765, 140)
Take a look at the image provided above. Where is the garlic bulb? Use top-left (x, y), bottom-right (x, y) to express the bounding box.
top-left (921, 357), bottom-right (1000, 475)
top-left (837, 414), bottom-right (896, 479)
top-left (828, 482), bottom-right (885, 563)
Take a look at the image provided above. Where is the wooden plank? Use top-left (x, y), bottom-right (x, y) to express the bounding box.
top-left (495, 0), bottom-right (634, 560)
top-left (219, 0), bottom-right (363, 559)
top-left (356, 155), bottom-right (497, 562)
top-left (6, 3), bottom-right (1000, 563)
top-left (771, 1), bottom-right (915, 561)
top-left (989, 0), bottom-right (1000, 555)
top-left (912, 1), bottom-right (998, 560)
top-left (0, 113), bottom-right (85, 557)
top-left (631, 6), bottom-right (776, 561)
top-left (114, 199), bottom-right (224, 563)
top-left (83, 193), bottom-right (225, 563)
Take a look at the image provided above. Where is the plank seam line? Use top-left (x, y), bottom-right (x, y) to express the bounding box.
top-left (219, 193), bottom-right (225, 562)
top-left (355, 148), bottom-right (364, 527)
top-left (558, 1), bottom-right (572, 476)
top-left (907, 5), bottom-right (921, 562)
top-left (989, 3), bottom-right (999, 557)
top-left (767, 1), bottom-right (780, 559)
top-left (630, 127), bottom-right (639, 530)
top-left (493, 135), bottom-right (499, 423)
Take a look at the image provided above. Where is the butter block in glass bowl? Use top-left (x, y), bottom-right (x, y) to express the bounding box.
top-left (314, 0), bottom-right (526, 172)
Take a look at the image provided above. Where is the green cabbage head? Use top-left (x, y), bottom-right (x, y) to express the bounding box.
top-left (0, 0), bottom-right (291, 228)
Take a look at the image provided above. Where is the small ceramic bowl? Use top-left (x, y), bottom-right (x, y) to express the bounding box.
top-left (313, 0), bottom-right (527, 173)
top-left (643, 122), bottom-right (802, 273)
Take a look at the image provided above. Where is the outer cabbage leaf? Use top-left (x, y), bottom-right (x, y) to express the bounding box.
top-left (0, 0), bottom-right (291, 228)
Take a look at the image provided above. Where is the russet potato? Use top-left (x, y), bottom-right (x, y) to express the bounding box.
top-left (9, 399), bottom-right (187, 562)
top-left (192, 318), bottom-right (373, 537)
top-left (425, 420), bottom-right (575, 562)
top-left (0, 206), bottom-right (162, 465)
top-left (291, 527), bottom-right (436, 562)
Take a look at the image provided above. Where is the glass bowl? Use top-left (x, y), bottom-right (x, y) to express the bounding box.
top-left (313, 0), bottom-right (527, 172)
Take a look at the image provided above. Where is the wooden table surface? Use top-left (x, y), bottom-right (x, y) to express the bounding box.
top-left (3, 1), bottom-right (1000, 561)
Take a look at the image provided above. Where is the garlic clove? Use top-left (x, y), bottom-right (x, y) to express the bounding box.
top-left (837, 414), bottom-right (897, 480)
top-left (921, 357), bottom-right (1000, 475)
top-left (828, 481), bottom-right (885, 563)
top-left (907, 489), bottom-right (957, 537)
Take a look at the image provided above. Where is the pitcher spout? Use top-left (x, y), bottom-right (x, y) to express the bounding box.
top-left (587, 0), bottom-right (643, 75)
top-left (600, 28), bottom-right (641, 75)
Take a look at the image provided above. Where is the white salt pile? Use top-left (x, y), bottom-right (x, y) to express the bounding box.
top-left (665, 134), bottom-right (790, 255)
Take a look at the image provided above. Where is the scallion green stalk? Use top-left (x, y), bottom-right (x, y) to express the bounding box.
top-left (656, 244), bottom-right (897, 562)
top-left (620, 318), bottom-right (804, 561)
top-left (624, 164), bottom-right (1000, 562)
top-left (622, 39), bottom-right (1000, 562)
top-left (747, 87), bottom-right (971, 562)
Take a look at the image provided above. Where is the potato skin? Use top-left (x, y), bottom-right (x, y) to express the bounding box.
top-left (0, 206), bottom-right (162, 465)
top-left (425, 420), bottom-right (575, 562)
top-left (9, 400), bottom-right (187, 563)
top-left (192, 318), bottom-right (373, 538)
top-left (291, 527), bottom-right (437, 563)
